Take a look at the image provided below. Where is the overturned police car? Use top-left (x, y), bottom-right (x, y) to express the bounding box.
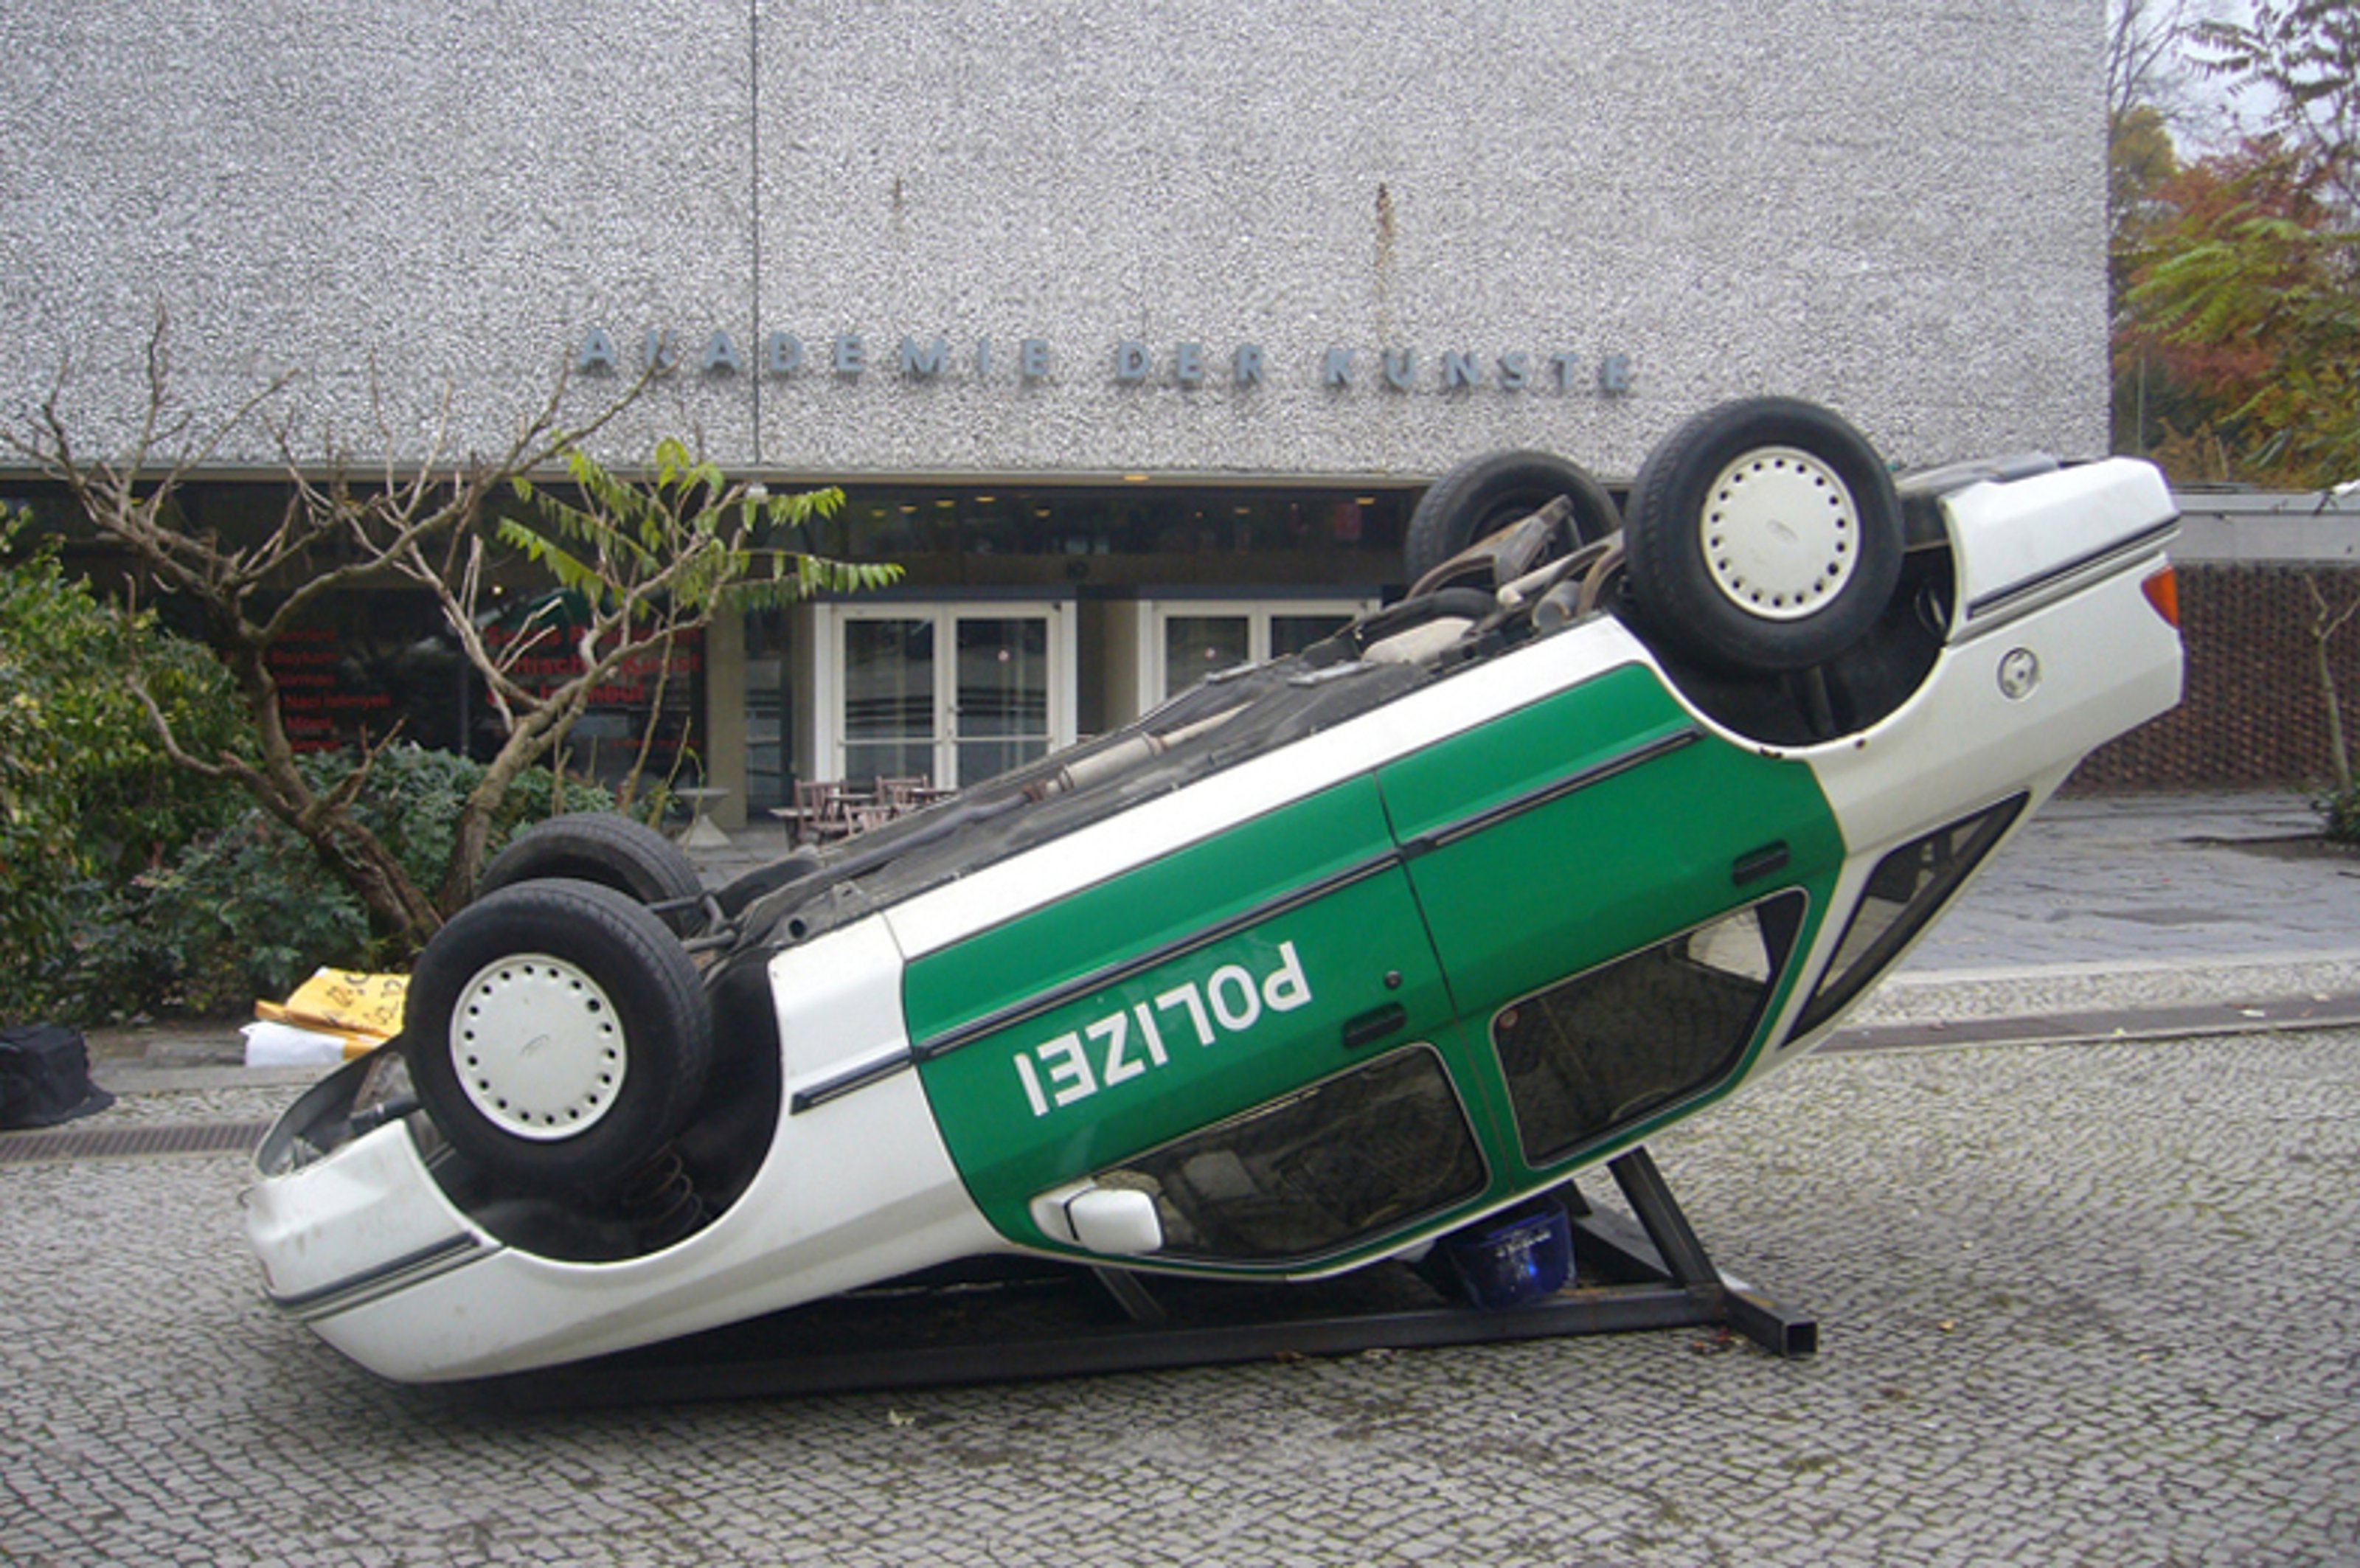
top-left (246, 398), bottom-right (2184, 1382)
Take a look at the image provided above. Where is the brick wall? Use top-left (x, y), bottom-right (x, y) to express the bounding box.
top-left (2070, 563), bottom-right (2360, 791)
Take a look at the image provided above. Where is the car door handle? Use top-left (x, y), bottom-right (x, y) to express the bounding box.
top-left (1342, 1002), bottom-right (1408, 1051)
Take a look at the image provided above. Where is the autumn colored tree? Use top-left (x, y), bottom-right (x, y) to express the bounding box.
top-left (2109, 103), bottom-right (2182, 378)
top-left (2106, 1), bottom-right (2193, 457)
top-left (2115, 140), bottom-right (2356, 486)
top-left (2111, 1), bottom-right (2360, 488)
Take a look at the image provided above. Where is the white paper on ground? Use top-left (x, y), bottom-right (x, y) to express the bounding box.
top-left (240, 1020), bottom-right (350, 1068)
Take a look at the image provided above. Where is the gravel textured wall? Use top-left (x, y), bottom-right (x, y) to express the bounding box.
top-left (0, 1), bottom-right (2106, 479)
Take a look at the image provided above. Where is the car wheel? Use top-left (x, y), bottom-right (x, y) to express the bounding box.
top-left (1403, 450), bottom-right (1622, 585)
top-left (403, 878), bottom-right (714, 1193)
top-left (1623, 398), bottom-right (1903, 673)
top-left (712, 849), bottom-right (825, 919)
top-left (477, 811), bottom-right (707, 935)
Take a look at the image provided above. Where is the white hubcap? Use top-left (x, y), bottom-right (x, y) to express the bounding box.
top-left (449, 954), bottom-right (626, 1141)
top-left (1701, 445), bottom-right (1860, 621)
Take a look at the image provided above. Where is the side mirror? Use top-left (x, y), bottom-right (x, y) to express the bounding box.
top-left (1030, 1183), bottom-right (1165, 1257)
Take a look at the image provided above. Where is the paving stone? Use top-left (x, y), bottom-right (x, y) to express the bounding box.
top-left (6, 1027), bottom-right (2358, 1565)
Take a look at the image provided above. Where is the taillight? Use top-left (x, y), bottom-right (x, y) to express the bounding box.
top-left (2142, 565), bottom-right (2180, 628)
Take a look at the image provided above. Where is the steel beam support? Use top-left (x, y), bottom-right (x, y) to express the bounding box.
top-left (482, 1145), bottom-right (1814, 1410)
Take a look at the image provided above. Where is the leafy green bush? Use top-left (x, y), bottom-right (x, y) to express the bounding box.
top-left (77, 631), bottom-right (251, 878)
top-left (0, 511), bottom-right (246, 1016)
top-left (4, 502), bottom-right (629, 1023)
top-left (32, 743), bottom-right (612, 1023)
top-left (123, 813), bottom-right (373, 1014)
top-left (2316, 783), bottom-right (2360, 846)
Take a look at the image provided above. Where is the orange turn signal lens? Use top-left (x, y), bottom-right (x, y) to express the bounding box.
top-left (2142, 565), bottom-right (2180, 628)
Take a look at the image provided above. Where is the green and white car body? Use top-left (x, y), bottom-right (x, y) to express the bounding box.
top-left (247, 424), bottom-right (2182, 1384)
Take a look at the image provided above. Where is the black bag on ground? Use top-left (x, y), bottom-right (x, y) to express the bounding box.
top-left (0, 1024), bottom-right (114, 1130)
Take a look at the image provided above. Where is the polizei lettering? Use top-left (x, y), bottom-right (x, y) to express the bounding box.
top-left (1012, 941), bottom-right (1313, 1117)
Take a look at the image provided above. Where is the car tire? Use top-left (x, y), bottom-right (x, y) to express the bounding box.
top-left (1403, 450), bottom-right (1622, 584)
top-left (712, 849), bottom-right (825, 919)
top-left (1622, 398), bottom-right (1903, 673)
top-left (403, 878), bottom-right (714, 1193)
top-left (477, 812), bottom-right (707, 935)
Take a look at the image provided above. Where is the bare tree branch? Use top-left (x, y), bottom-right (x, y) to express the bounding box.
top-left (2305, 571), bottom-right (2360, 792)
top-left (2110, 0), bottom-right (2193, 129)
top-left (10, 315), bottom-right (877, 946)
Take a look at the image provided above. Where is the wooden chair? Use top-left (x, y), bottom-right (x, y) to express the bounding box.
top-left (775, 779), bottom-right (852, 845)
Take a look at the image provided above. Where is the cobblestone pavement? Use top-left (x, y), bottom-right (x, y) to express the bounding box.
top-left (1902, 793), bottom-right (2360, 976)
top-left (7, 1028), bottom-right (2356, 1567)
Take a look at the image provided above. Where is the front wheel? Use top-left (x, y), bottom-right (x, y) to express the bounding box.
top-left (403, 878), bottom-right (713, 1193)
top-left (1622, 398), bottom-right (1903, 673)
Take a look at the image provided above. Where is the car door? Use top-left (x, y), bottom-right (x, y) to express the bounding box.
top-left (904, 774), bottom-right (1493, 1268)
top-left (1375, 662), bottom-right (1844, 1181)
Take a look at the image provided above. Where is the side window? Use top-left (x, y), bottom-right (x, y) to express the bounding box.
top-left (1092, 1047), bottom-right (1485, 1265)
top-left (1495, 894), bottom-right (1805, 1168)
top-left (1793, 797), bottom-right (2024, 1038)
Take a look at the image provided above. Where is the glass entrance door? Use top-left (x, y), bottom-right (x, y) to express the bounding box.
top-left (829, 603), bottom-right (1069, 791)
top-left (842, 615), bottom-right (937, 788)
top-left (953, 614), bottom-right (1052, 785)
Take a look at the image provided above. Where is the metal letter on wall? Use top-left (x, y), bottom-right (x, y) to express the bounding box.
top-left (900, 336), bottom-right (950, 378)
top-left (575, 327), bottom-right (620, 375)
top-left (560, 327), bottom-right (1636, 401)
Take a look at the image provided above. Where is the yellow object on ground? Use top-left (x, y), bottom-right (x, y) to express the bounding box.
top-left (253, 969), bottom-right (409, 1061)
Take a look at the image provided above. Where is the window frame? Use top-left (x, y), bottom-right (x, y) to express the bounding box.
top-left (1136, 595), bottom-right (1379, 710)
top-left (1489, 890), bottom-right (1810, 1171)
top-left (1085, 1042), bottom-right (1490, 1270)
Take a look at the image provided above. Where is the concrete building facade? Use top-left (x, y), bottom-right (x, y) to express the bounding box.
top-left (1, 1), bottom-right (2115, 822)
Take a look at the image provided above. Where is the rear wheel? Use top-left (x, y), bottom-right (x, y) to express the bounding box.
top-left (477, 812), bottom-right (706, 935)
top-left (713, 849), bottom-right (824, 919)
top-left (1623, 398), bottom-right (1903, 673)
top-left (1403, 450), bottom-right (1621, 585)
top-left (403, 878), bottom-right (712, 1193)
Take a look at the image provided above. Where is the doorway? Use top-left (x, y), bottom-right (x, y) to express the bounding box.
top-left (814, 600), bottom-right (1075, 792)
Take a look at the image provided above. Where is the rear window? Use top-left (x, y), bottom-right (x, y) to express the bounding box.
top-left (1793, 796), bottom-right (2024, 1038)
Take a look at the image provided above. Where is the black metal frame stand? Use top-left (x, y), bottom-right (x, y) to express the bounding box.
top-left (486, 1145), bottom-right (1813, 1411)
